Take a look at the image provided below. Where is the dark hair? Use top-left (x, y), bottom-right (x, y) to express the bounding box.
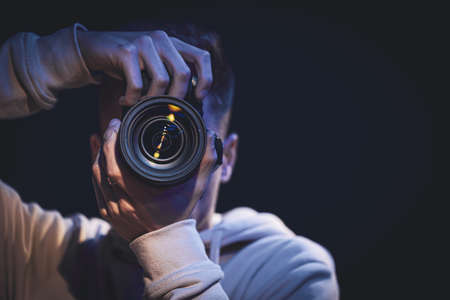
top-left (118, 21), bottom-right (235, 135)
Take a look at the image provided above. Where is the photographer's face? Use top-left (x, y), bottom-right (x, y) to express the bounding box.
top-left (90, 78), bottom-right (238, 230)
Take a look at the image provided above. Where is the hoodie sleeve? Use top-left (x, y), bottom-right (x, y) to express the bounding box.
top-left (129, 219), bottom-right (229, 299)
top-left (0, 23), bottom-right (98, 119)
top-left (0, 179), bottom-right (111, 300)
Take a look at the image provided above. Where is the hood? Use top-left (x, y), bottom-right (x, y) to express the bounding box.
top-left (199, 207), bottom-right (295, 264)
top-left (109, 206), bottom-right (295, 265)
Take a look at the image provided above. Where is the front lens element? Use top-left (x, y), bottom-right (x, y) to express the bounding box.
top-left (141, 119), bottom-right (184, 161)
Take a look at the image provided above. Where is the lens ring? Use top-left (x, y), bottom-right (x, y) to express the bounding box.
top-left (119, 96), bottom-right (206, 185)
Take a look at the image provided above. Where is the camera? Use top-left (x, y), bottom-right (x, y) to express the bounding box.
top-left (118, 76), bottom-right (221, 185)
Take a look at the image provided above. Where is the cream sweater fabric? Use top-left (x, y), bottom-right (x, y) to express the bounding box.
top-left (0, 23), bottom-right (339, 299)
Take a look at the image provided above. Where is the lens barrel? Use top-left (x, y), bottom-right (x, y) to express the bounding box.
top-left (119, 96), bottom-right (206, 185)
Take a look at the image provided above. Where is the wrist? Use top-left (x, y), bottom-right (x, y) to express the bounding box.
top-left (36, 23), bottom-right (100, 90)
top-left (129, 219), bottom-right (210, 280)
top-left (75, 29), bottom-right (92, 72)
top-left (10, 23), bottom-right (101, 111)
top-left (73, 24), bottom-right (96, 79)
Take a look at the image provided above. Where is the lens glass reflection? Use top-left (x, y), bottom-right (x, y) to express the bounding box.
top-left (141, 119), bottom-right (183, 160)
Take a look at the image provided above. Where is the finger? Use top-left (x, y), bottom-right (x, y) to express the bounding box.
top-left (117, 44), bottom-right (143, 106)
top-left (135, 36), bottom-right (170, 97)
top-left (92, 150), bottom-right (115, 217)
top-left (92, 176), bottom-right (109, 219)
top-left (109, 183), bottom-right (138, 220)
top-left (151, 31), bottom-right (191, 99)
top-left (99, 118), bottom-right (122, 217)
top-left (205, 129), bottom-right (220, 169)
top-left (92, 150), bottom-right (102, 189)
top-left (93, 139), bottom-right (133, 226)
top-left (89, 134), bottom-right (101, 163)
top-left (102, 118), bottom-right (124, 189)
top-left (98, 143), bottom-right (121, 217)
top-left (98, 145), bottom-right (143, 233)
top-left (170, 37), bottom-right (213, 100)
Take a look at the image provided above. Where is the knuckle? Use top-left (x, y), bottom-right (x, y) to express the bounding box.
top-left (92, 163), bottom-right (100, 176)
top-left (152, 30), bottom-right (169, 39)
top-left (203, 75), bottom-right (213, 89)
top-left (110, 207), bottom-right (120, 217)
top-left (99, 209), bottom-right (109, 218)
top-left (153, 74), bottom-right (170, 88)
top-left (119, 201), bottom-right (135, 216)
top-left (103, 138), bottom-right (115, 151)
top-left (126, 81), bottom-right (143, 94)
top-left (176, 67), bottom-right (191, 82)
top-left (199, 50), bottom-right (211, 62)
top-left (106, 169), bottom-right (120, 183)
top-left (137, 35), bottom-right (153, 46)
top-left (122, 98), bottom-right (135, 106)
top-left (129, 81), bottom-right (143, 91)
top-left (119, 43), bottom-right (138, 56)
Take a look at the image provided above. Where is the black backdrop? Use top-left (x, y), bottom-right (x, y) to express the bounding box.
top-left (0, 4), bottom-right (437, 300)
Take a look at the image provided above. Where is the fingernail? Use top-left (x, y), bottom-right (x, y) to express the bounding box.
top-left (103, 128), bottom-right (113, 140)
top-left (104, 119), bottom-right (120, 140)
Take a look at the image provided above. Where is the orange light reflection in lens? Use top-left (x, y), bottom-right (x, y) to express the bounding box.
top-left (168, 104), bottom-right (181, 112)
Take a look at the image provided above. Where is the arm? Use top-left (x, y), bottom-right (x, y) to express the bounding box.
top-left (0, 24), bottom-right (213, 119)
top-left (130, 220), bottom-right (228, 299)
top-left (0, 23), bottom-right (98, 119)
top-left (0, 179), bottom-right (111, 300)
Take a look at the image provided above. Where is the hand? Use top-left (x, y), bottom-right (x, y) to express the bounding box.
top-left (91, 119), bottom-right (219, 242)
top-left (77, 30), bottom-right (213, 105)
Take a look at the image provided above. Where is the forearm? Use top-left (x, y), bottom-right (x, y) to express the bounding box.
top-left (129, 219), bottom-right (228, 299)
top-left (0, 23), bottom-right (98, 119)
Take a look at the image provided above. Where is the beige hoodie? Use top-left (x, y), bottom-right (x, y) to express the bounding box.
top-left (0, 23), bottom-right (339, 299)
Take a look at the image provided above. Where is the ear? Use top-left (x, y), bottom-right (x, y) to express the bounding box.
top-left (220, 133), bottom-right (239, 183)
top-left (89, 133), bottom-right (101, 163)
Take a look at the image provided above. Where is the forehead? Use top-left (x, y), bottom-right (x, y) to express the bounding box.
top-left (98, 78), bottom-right (220, 135)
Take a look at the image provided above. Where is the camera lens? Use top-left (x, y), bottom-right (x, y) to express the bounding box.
top-left (140, 119), bottom-right (184, 161)
top-left (119, 96), bottom-right (206, 185)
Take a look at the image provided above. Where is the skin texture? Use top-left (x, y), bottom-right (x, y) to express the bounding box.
top-left (78, 30), bottom-right (239, 241)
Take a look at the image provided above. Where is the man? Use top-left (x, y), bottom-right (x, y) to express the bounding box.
top-left (0, 22), bottom-right (339, 299)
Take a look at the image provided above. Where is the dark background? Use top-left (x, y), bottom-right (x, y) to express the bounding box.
top-left (0, 3), bottom-right (438, 299)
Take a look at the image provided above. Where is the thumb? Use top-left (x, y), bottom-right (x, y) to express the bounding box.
top-left (103, 118), bottom-right (121, 142)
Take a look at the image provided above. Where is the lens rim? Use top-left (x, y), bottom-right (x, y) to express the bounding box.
top-left (119, 96), bottom-right (206, 185)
